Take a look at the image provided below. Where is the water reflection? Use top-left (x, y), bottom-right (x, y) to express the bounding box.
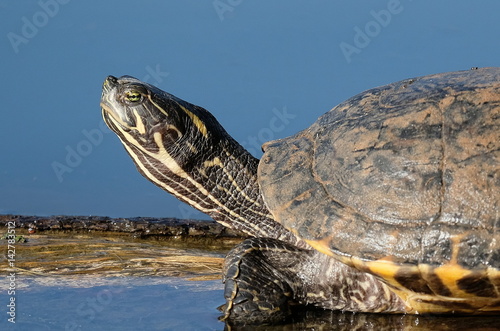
top-left (0, 277), bottom-right (224, 331)
top-left (1, 276), bottom-right (498, 331)
top-left (226, 309), bottom-right (500, 331)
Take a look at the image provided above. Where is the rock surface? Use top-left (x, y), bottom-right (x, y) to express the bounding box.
top-left (0, 214), bottom-right (244, 238)
top-left (0, 214), bottom-right (244, 280)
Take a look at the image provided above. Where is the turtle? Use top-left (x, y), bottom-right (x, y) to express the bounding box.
top-left (100, 67), bottom-right (500, 324)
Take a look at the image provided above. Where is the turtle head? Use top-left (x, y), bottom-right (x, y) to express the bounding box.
top-left (100, 75), bottom-right (260, 219)
top-left (100, 75), bottom-right (301, 243)
top-left (101, 75), bottom-right (240, 175)
top-left (100, 75), bottom-right (218, 154)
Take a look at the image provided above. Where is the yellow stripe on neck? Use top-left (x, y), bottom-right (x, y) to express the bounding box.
top-left (179, 104), bottom-right (208, 137)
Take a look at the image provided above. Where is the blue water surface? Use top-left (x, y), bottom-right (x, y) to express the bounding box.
top-left (0, 277), bottom-right (224, 331)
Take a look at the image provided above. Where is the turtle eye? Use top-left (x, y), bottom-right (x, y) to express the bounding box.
top-left (125, 91), bottom-right (142, 103)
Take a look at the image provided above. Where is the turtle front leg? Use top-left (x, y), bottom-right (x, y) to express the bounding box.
top-left (220, 237), bottom-right (408, 324)
top-left (220, 237), bottom-right (314, 324)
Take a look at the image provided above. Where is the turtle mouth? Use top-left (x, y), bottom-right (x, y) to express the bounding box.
top-left (100, 75), bottom-right (131, 130)
top-left (100, 75), bottom-right (118, 111)
top-left (101, 103), bottom-right (131, 132)
top-left (102, 75), bottom-right (118, 93)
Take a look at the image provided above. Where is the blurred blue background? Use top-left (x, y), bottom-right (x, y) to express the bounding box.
top-left (1, 0), bottom-right (499, 220)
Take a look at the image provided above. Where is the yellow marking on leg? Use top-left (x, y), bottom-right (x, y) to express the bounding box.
top-left (303, 238), bottom-right (335, 259)
top-left (431, 264), bottom-right (473, 298)
top-left (430, 234), bottom-right (474, 298)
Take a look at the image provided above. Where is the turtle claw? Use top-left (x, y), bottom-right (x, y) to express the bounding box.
top-left (220, 238), bottom-right (298, 325)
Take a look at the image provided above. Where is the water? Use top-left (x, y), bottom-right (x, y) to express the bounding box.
top-left (0, 275), bottom-right (500, 331)
top-left (0, 277), bottom-right (224, 331)
top-left (0, 228), bottom-right (499, 330)
top-left (2, 276), bottom-right (499, 331)
top-left (1, 230), bottom-right (499, 330)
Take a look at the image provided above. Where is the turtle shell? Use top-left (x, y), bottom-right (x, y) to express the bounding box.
top-left (258, 67), bottom-right (500, 312)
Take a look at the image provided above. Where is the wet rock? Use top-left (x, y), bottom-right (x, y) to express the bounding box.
top-left (0, 214), bottom-right (244, 238)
